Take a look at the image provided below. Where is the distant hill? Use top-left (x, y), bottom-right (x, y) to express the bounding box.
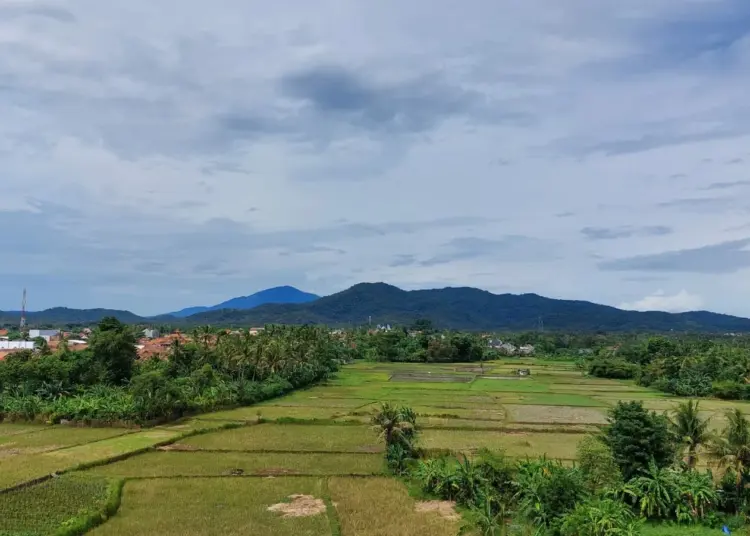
top-left (166, 286), bottom-right (319, 318)
top-left (0, 307), bottom-right (144, 326)
top-left (185, 282), bottom-right (750, 332)
top-left (3, 283), bottom-right (750, 332)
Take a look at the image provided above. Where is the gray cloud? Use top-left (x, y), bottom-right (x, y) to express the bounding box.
top-left (599, 238), bottom-right (750, 274)
top-left (422, 236), bottom-right (559, 267)
top-left (703, 180), bottom-right (750, 190)
top-left (278, 64), bottom-right (485, 134)
top-left (657, 196), bottom-right (740, 212)
top-left (389, 254), bottom-right (417, 267)
top-left (581, 225), bottom-right (672, 240)
top-left (0, 3), bottom-right (76, 23)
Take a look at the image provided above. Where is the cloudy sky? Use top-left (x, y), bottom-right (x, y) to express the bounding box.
top-left (2, 0), bottom-right (750, 316)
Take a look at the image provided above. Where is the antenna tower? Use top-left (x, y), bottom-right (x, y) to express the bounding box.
top-left (20, 288), bottom-right (27, 332)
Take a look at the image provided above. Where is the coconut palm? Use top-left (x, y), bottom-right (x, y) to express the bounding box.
top-left (708, 408), bottom-right (750, 507)
top-left (670, 400), bottom-right (711, 469)
top-left (371, 403), bottom-right (417, 449)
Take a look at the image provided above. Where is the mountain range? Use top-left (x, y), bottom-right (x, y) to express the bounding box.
top-left (2, 283), bottom-right (750, 332)
top-left (166, 286), bottom-right (320, 317)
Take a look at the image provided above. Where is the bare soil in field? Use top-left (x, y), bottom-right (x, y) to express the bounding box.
top-left (415, 501), bottom-right (460, 520)
top-left (267, 494), bottom-right (326, 517)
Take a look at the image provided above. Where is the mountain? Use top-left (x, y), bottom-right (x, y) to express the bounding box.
top-left (184, 282), bottom-right (750, 332)
top-left (3, 283), bottom-right (750, 332)
top-left (167, 286), bottom-right (320, 318)
top-left (0, 307), bottom-right (145, 326)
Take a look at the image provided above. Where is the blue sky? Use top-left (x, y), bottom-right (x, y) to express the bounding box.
top-left (1, 0), bottom-right (750, 316)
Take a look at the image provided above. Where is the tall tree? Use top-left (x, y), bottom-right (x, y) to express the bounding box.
top-left (708, 408), bottom-right (750, 508)
top-left (604, 401), bottom-right (677, 481)
top-left (670, 400), bottom-right (711, 469)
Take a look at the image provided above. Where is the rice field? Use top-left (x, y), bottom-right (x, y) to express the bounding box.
top-left (3, 358), bottom-right (750, 535)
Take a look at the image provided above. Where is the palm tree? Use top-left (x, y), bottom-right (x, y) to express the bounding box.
top-left (622, 460), bottom-right (679, 519)
top-left (670, 400), bottom-right (711, 469)
top-left (708, 408), bottom-right (750, 507)
top-left (371, 403), bottom-right (417, 449)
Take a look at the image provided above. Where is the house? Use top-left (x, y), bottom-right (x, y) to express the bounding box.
top-left (143, 329), bottom-right (160, 339)
top-left (498, 342), bottom-right (518, 356)
top-left (515, 368), bottom-right (531, 376)
top-left (28, 329), bottom-right (60, 342)
top-left (519, 344), bottom-right (535, 356)
top-left (0, 329), bottom-right (8, 337)
top-left (248, 327), bottom-right (264, 336)
top-left (487, 338), bottom-right (504, 349)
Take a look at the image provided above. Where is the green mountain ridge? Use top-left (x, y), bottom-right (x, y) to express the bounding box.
top-left (2, 283), bottom-right (749, 332)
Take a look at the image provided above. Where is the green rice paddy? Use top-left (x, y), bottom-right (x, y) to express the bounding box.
top-left (3, 358), bottom-right (750, 535)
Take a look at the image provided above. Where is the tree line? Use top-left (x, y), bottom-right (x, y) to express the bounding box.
top-left (372, 399), bottom-right (750, 535)
top-left (585, 334), bottom-right (750, 400)
top-left (0, 318), bottom-right (347, 424)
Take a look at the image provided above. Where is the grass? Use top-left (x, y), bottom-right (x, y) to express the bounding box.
top-left (504, 404), bottom-right (608, 424)
top-left (0, 426), bottom-right (130, 451)
top-left (469, 378), bottom-right (551, 392)
top-left (90, 477), bottom-right (332, 536)
top-left (203, 406), bottom-right (347, 421)
top-left (516, 393), bottom-right (606, 407)
top-left (420, 429), bottom-right (582, 459)
top-left (0, 474), bottom-right (111, 535)
top-left (178, 424), bottom-right (383, 453)
top-left (85, 451), bottom-right (385, 478)
top-left (328, 477), bottom-right (461, 536)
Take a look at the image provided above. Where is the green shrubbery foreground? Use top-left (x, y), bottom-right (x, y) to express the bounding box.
top-left (0, 319), bottom-right (347, 424)
top-left (372, 400), bottom-right (750, 536)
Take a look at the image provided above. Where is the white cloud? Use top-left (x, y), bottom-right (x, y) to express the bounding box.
top-left (1, 1), bottom-right (750, 315)
top-left (619, 290), bottom-right (704, 313)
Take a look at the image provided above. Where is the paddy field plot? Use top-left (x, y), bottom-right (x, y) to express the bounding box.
top-left (90, 477), bottom-right (332, 536)
top-left (5, 358), bottom-right (750, 535)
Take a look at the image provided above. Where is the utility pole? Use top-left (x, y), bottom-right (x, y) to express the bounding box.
top-left (20, 288), bottom-right (27, 333)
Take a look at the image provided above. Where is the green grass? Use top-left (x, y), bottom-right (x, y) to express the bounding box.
top-left (517, 393), bottom-right (606, 407)
top-left (0, 474), bottom-right (111, 535)
top-left (0, 427), bottom-right (130, 451)
top-left (0, 428), bottom-right (188, 490)
top-left (0, 424), bottom-right (50, 438)
top-left (203, 406), bottom-right (346, 421)
top-left (469, 378), bottom-right (551, 392)
top-left (90, 477), bottom-right (331, 536)
top-left (420, 429), bottom-right (582, 459)
top-left (85, 451), bottom-right (385, 477)
top-left (504, 404), bottom-right (607, 424)
top-left (178, 424), bottom-right (383, 453)
top-left (329, 477), bottom-right (461, 536)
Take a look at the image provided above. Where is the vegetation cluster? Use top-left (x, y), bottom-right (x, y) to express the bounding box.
top-left (373, 399), bottom-right (750, 536)
top-left (0, 318), bottom-right (346, 424)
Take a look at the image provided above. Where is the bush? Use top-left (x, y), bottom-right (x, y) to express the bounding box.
top-left (588, 359), bottom-right (639, 380)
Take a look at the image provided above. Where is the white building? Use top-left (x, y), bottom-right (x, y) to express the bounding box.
top-left (143, 329), bottom-right (160, 339)
top-left (28, 329), bottom-right (60, 342)
top-left (0, 341), bottom-right (35, 350)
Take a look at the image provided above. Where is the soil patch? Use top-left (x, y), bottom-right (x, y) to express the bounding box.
top-left (268, 494), bottom-right (326, 517)
top-left (506, 405), bottom-right (607, 425)
top-left (415, 500), bottom-right (460, 520)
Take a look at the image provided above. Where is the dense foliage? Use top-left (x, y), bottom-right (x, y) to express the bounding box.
top-left (586, 334), bottom-right (750, 400)
top-left (0, 318), bottom-right (346, 424)
top-left (390, 400), bottom-right (750, 536)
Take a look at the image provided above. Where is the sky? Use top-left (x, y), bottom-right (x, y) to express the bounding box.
top-left (2, 0), bottom-right (750, 317)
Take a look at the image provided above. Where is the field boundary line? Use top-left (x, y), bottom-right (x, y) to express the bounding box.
top-left (166, 447), bottom-right (385, 454)
top-left (323, 476), bottom-right (343, 536)
top-left (122, 473), bottom-right (381, 481)
top-left (0, 422), bottom-right (244, 494)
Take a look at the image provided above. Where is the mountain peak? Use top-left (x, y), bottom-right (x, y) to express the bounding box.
top-left (166, 286), bottom-right (319, 318)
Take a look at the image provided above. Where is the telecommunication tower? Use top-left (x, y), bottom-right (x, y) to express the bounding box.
top-left (20, 288), bottom-right (27, 332)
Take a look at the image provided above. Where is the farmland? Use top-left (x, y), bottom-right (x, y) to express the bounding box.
top-left (2, 359), bottom-right (750, 534)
